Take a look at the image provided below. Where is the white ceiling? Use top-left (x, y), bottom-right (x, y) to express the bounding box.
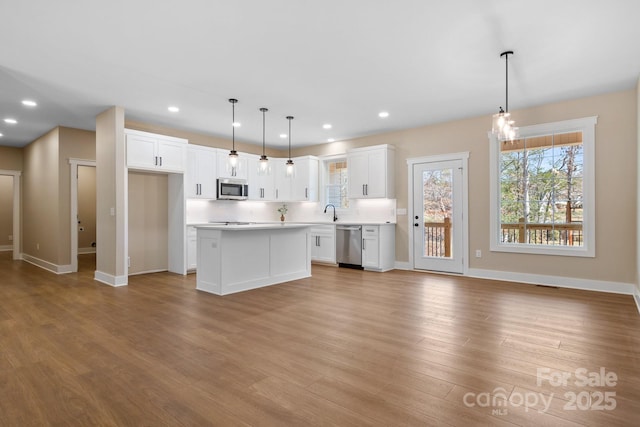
top-left (1, 0), bottom-right (639, 149)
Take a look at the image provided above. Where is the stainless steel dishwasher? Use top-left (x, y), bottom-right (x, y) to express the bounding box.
top-left (336, 225), bottom-right (363, 269)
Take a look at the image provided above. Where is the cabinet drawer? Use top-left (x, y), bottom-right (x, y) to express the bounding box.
top-left (310, 225), bottom-right (335, 235)
top-left (362, 226), bottom-right (379, 237)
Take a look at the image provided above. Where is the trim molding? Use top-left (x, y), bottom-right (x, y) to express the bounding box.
top-left (21, 254), bottom-right (72, 274)
top-left (128, 268), bottom-right (167, 276)
top-left (634, 287), bottom-right (640, 315)
top-left (94, 271), bottom-right (128, 287)
top-left (0, 245), bottom-right (13, 252)
top-left (468, 268), bottom-right (634, 295)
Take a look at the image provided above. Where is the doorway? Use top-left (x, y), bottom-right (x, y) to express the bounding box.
top-left (70, 159), bottom-right (97, 273)
top-left (408, 153), bottom-right (468, 274)
top-left (0, 170), bottom-right (21, 260)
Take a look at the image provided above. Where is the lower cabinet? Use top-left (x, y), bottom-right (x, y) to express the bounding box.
top-left (187, 226), bottom-right (197, 272)
top-left (310, 225), bottom-right (336, 264)
top-left (361, 224), bottom-right (395, 272)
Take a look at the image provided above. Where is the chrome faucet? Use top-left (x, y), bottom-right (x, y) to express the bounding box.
top-left (324, 204), bottom-right (338, 222)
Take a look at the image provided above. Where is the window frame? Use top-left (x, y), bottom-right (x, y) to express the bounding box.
top-left (489, 116), bottom-right (597, 257)
top-left (320, 154), bottom-right (350, 211)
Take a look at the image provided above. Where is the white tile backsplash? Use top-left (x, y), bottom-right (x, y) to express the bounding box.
top-left (186, 198), bottom-right (397, 224)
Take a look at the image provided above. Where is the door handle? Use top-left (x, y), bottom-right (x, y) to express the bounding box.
top-left (414, 223), bottom-right (419, 227)
top-left (159, 157), bottom-right (162, 166)
top-left (415, 215), bottom-right (419, 220)
top-left (362, 184), bottom-right (366, 195)
top-left (305, 188), bottom-right (308, 199)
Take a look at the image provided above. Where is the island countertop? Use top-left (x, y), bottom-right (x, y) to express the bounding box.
top-left (194, 223), bottom-right (313, 231)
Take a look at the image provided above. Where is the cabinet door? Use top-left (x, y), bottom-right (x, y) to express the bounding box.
top-left (187, 227), bottom-right (197, 271)
top-left (362, 237), bottom-right (379, 268)
top-left (273, 159), bottom-right (292, 201)
top-left (157, 140), bottom-right (185, 172)
top-left (197, 148), bottom-right (217, 198)
top-left (127, 134), bottom-right (157, 169)
top-left (292, 157), bottom-right (318, 201)
top-left (362, 226), bottom-right (380, 268)
top-left (347, 152), bottom-right (369, 198)
top-left (218, 151), bottom-right (249, 179)
top-left (185, 148), bottom-right (200, 198)
top-left (247, 157), bottom-right (275, 200)
top-left (317, 235), bottom-right (336, 263)
top-left (366, 150), bottom-right (386, 198)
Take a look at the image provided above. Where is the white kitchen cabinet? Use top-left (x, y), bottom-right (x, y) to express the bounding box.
top-left (186, 145), bottom-right (217, 198)
top-left (273, 159), bottom-right (293, 202)
top-left (361, 224), bottom-right (395, 272)
top-left (310, 225), bottom-right (336, 264)
top-left (247, 155), bottom-right (275, 200)
top-left (347, 144), bottom-right (395, 199)
top-left (291, 156), bottom-right (319, 201)
top-left (126, 129), bottom-right (187, 173)
top-left (186, 226), bottom-right (197, 272)
top-left (217, 149), bottom-right (249, 179)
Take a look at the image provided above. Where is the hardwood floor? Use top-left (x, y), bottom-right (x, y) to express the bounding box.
top-left (1, 251), bottom-right (639, 426)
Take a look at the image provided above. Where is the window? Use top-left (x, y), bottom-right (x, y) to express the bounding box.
top-left (490, 116), bottom-right (596, 257)
top-left (323, 157), bottom-right (349, 209)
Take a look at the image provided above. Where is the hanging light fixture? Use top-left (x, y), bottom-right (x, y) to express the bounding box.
top-left (258, 107), bottom-right (269, 175)
top-left (492, 50), bottom-right (519, 142)
top-left (228, 98), bottom-right (239, 170)
top-left (285, 116), bottom-right (295, 177)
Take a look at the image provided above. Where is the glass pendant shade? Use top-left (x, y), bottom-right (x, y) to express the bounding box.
top-left (285, 116), bottom-right (295, 177)
top-left (228, 150), bottom-right (238, 167)
top-left (257, 108), bottom-right (269, 176)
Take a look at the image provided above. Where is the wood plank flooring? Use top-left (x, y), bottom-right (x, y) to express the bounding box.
top-left (1, 251), bottom-right (639, 426)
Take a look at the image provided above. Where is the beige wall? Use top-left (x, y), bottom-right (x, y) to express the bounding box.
top-left (0, 146), bottom-right (23, 170)
top-left (78, 166), bottom-right (96, 250)
top-left (128, 172), bottom-right (168, 274)
top-left (96, 107), bottom-right (127, 279)
top-left (0, 176), bottom-right (12, 247)
top-left (23, 128), bottom-right (60, 264)
top-left (293, 89), bottom-right (638, 285)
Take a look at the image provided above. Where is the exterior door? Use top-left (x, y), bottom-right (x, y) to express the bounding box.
top-left (413, 160), bottom-right (463, 273)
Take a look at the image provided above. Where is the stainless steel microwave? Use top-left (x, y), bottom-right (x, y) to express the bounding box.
top-left (217, 178), bottom-right (248, 200)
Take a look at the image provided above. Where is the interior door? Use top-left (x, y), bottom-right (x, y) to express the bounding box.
top-left (413, 160), bottom-right (463, 273)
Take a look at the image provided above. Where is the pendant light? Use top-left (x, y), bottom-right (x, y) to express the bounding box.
top-left (285, 116), bottom-right (295, 177)
top-left (258, 107), bottom-right (269, 175)
top-left (228, 98), bottom-right (239, 171)
top-left (491, 50), bottom-right (519, 142)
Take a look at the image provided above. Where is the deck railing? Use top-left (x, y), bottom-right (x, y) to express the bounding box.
top-left (500, 217), bottom-right (583, 246)
top-left (424, 217), bottom-right (451, 257)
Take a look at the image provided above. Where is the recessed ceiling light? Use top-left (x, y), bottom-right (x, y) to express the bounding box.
top-left (168, 106), bottom-right (180, 113)
top-left (22, 100), bottom-right (37, 107)
top-left (0, 133), bottom-right (3, 137)
top-left (4, 118), bottom-right (17, 124)
top-left (378, 111), bottom-right (389, 118)
top-left (279, 133), bottom-right (287, 139)
top-left (232, 122), bottom-right (241, 128)
top-left (327, 138), bottom-right (335, 142)
top-left (322, 124), bottom-right (332, 129)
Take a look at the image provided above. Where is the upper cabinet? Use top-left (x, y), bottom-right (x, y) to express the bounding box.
top-left (126, 129), bottom-right (187, 173)
top-left (247, 155), bottom-right (275, 201)
top-left (347, 144), bottom-right (395, 199)
top-left (292, 156), bottom-right (319, 202)
top-left (273, 159), bottom-right (292, 202)
top-left (186, 145), bottom-right (217, 199)
top-left (217, 149), bottom-right (249, 180)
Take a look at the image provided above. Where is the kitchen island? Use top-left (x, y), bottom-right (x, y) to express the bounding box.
top-left (195, 223), bottom-right (312, 295)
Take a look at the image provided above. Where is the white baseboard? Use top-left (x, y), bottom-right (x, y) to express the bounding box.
top-left (468, 268), bottom-right (635, 295)
top-left (0, 244), bottom-right (12, 252)
top-left (128, 268), bottom-right (167, 276)
top-left (94, 270), bottom-right (128, 287)
top-left (21, 253), bottom-right (72, 274)
top-left (634, 287), bottom-right (640, 315)
top-left (78, 247), bottom-right (96, 254)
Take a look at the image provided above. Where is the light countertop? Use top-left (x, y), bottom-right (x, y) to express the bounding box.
top-left (194, 223), bottom-right (313, 231)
